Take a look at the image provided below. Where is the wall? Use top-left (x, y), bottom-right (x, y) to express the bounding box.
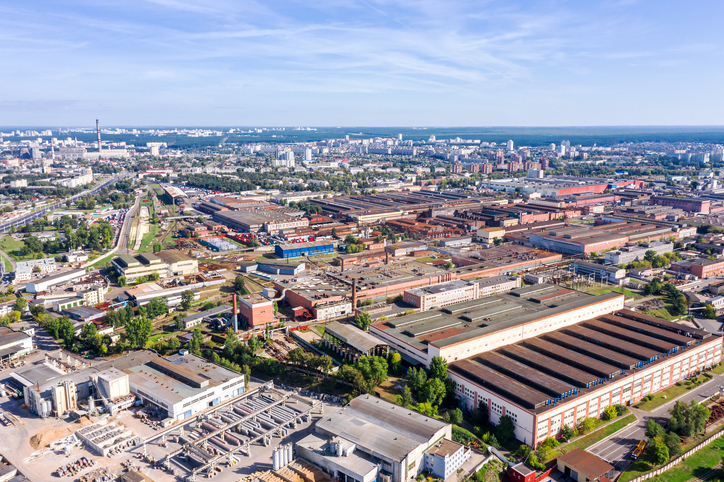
top-left (451, 336), bottom-right (721, 447)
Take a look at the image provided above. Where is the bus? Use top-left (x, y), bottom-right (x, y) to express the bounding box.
top-left (632, 441), bottom-right (646, 459)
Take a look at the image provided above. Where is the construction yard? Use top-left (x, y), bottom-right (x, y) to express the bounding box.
top-left (0, 378), bottom-right (330, 482)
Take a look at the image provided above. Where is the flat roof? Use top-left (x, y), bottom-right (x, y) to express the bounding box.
top-left (183, 304), bottom-right (232, 323)
top-left (0, 326), bottom-right (31, 346)
top-left (27, 268), bottom-right (86, 285)
top-left (325, 321), bottom-right (388, 353)
top-left (155, 250), bottom-right (193, 264)
top-left (373, 285), bottom-right (623, 352)
top-left (316, 396), bottom-right (448, 461)
top-left (277, 240), bottom-right (335, 251)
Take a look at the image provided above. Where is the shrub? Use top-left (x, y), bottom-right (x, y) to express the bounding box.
top-left (602, 405), bottom-right (618, 421)
top-left (614, 404), bottom-right (627, 417)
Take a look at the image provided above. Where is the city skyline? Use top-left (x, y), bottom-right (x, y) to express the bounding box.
top-left (2, 0), bottom-right (724, 126)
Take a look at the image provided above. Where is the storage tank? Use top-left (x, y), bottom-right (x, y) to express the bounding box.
top-left (287, 444), bottom-right (293, 463)
top-left (272, 448), bottom-right (280, 470)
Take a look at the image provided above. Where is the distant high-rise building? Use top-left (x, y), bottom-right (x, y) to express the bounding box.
top-left (540, 158), bottom-right (550, 170)
top-left (452, 164), bottom-right (464, 174)
top-left (481, 163), bottom-right (493, 174)
top-left (304, 148), bottom-right (313, 161)
top-left (507, 139), bottom-right (514, 152)
top-left (508, 161), bottom-right (522, 173)
top-left (398, 134), bottom-right (403, 141)
top-left (550, 143), bottom-right (556, 151)
top-left (469, 164), bottom-right (480, 173)
top-left (274, 148), bottom-right (296, 168)
top-left (429, 135), bottom-right (436, 142)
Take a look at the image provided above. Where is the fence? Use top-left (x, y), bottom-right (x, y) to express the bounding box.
top-left (622, 432), bottom-right (724, 482)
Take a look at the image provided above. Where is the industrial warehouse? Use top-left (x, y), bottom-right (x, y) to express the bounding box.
top-left (371, 284), bottom-right (626, 366)
top-left (449, 309), bottom-right (720, 447)
top-left (371, 281), bottom-right (722, 448)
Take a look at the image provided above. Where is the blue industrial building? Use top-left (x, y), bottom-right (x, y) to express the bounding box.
top-left (275, 241), bottom-right (335, 259)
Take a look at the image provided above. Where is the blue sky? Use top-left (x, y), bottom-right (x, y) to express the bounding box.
top-left (1, 0), bottom-right (723, 127)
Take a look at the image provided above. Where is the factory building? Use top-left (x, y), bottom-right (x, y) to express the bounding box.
top-left (275, 241), bottom-right (335, 259)
top-left (310, 396), bottom-right (460, 482)
top-left (162, 185), bottom-right (188, 205)
top-left (570, 261), bottom-right (627, 285)
top-left (14, 350), bottom-right (245, 420)
top-left (372, 285), bottom-right (625, 367)
top-left (0, 326), bottom-right (33, 368)
top-left (124, 283), bottom-right (201, 307)
top-left (604, 242), bottom-right (674, 266)
top-left (14, 258), bottom-right (57, 282)
top-left (111, 251), bottom-right (198, 283)
top-left (238, 293), bottom-right (275, 328)
top-left (671, 258), bottom-right (724, 279)
top-left (650, 196), bottom-right (710, 214)
top-left (404, 276), bottom-right (521, 311)
top-left (322, 322), bottom-right (389, 362)
top-left (25, 268), bottom-right (89, 294)
top-left (446, 308), bottom-right (720, 447)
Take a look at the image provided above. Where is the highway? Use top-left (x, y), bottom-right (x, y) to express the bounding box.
top-left (0, 172), bottom-right (131, 234)
top-left (587, 370), bottom-right (724, 478)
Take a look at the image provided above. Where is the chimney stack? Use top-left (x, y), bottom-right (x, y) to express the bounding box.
top-left (96, 119), bottom-right (102, 157)
top-left (385, 251), bottom-right (390, 265)
top-left (232, 295), bottom-right (239, 331)
top-left (352, 280), bottom-right (358, 312)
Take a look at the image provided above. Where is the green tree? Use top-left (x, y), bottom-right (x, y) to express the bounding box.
top-left (14, 296), bottom-right (27, 312)
top-left (389, 352), bottom-right (402, 375)
top-left (406, 367), bottom-right (428, 397)
top-left (703, 304), bottom-right (717, 319)
top-left (647, 438), bottom-right (669, 466)
top-left (57, 317), bottom-right (74, 340)
top-left (81, 322), bottom-right (97, 340)
top-left (318, 356), bottom-right (334, 374)
top-left (429, 356), bottom-right (448, 380)
top-left (6, 285), bottom-right (14, 295)
top-left (396, 386), bottom-right (414, 407)
top-left (118, 276), bottom-right (127, 287)
top-left (188, 328), bottom-right (204, 354)
top-left (233, 276), bottom-right (246, 292)
top-left (664, 432), bottom-right (682, 459)
top-left (146, 297), bottom-right (168, 318)
top-left (645, 419), bottom-right (665, 440)
top-left (355, 312), bottom-right (372, 331)
top-left (472, 401), bottom-right (489, 426)
top-left (561, 424), bottom-right (576, 441)
top-left (181, 290), bottom-right (194, 311)
top-left (125, 316), bottom-right (153, 348)
top-left (578, 417), bottom-right (598, 434)
top-left (450, 407), bottom-right (463, 425)
top-left (602, 405), bottom-right (618, 421)
top-left (421, 378), bottom-right (446, 407)
top-left (496, 415), bottom-right (516, 444)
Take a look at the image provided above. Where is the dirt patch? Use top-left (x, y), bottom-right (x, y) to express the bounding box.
top-left (29, 416), bottom-right (93, 450)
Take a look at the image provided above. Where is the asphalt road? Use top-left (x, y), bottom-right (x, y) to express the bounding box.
top-left (0, 173), bottom-right (130, 235)
top-left (587, 371), bottom-right (724, 477)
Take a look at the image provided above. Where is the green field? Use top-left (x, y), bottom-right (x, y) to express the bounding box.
top-left (635, 375), bottom-right (712, 411)
top-left (644, 306), bottom-right (679, 321)
top-left (138, 224), bottom-right (161, 252)
top-left (711, 364), bottom-right (724, 375)
top-left (0, 236), bottom-right (38, 262)
top-left (579, 285), bottom-right (644, 300)
top-left (620, 435), bottom-right (724, 482)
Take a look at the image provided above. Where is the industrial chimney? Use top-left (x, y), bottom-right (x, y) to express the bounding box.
top-left (96, 119), bottom-right (102, 157)
top-left (352, 280), bottom-right (358, 313)
top-left (232, 294), bottom-right (239, 332)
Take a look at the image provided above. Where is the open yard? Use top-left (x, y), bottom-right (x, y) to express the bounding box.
top-left (0, 236), bottom-right (36, 262)
top-left (578, 285), bottom-right (644, 300)
top-left (137, 224), bottom-right (161, 252)
top-left (542, 414), bottom-right (637, 462)
top-left (620, 434), bottom-right (724, 482)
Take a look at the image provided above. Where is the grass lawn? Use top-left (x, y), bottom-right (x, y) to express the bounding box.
top-left (711, 364), bottom-right (724, 375)
top-left (635, 375), bottom-right (713, 411)
top-left (138, 224), bottom-right (161, 252)
top-left (0, 236), bottom-right (28, 260)
top-left (620, 434), bottom-right (724, 482)
top-left (2, 258), bottom-right (11, 273)
top-left (644, 306), bottom-right (679, 321)
top-left (146, 330), bottom-right (183, 346)
top-left (542, 414), bottom-right (637, 463)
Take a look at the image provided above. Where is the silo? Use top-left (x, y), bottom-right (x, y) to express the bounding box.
top-left (272, 448), bottom-right (280, 470)
top-left (287, 444), bottom-right (293, 463)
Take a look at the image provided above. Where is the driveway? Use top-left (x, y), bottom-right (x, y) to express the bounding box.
top-left (587, 371), bottom-right (724, 478)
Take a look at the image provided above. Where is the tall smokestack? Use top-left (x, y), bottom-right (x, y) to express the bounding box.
top-left (96, 119), bottom-right (102, 156)
top-left (352, 280), bottom-right (358, 313)
top-left (232, 295), bottom-right (239, 331)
